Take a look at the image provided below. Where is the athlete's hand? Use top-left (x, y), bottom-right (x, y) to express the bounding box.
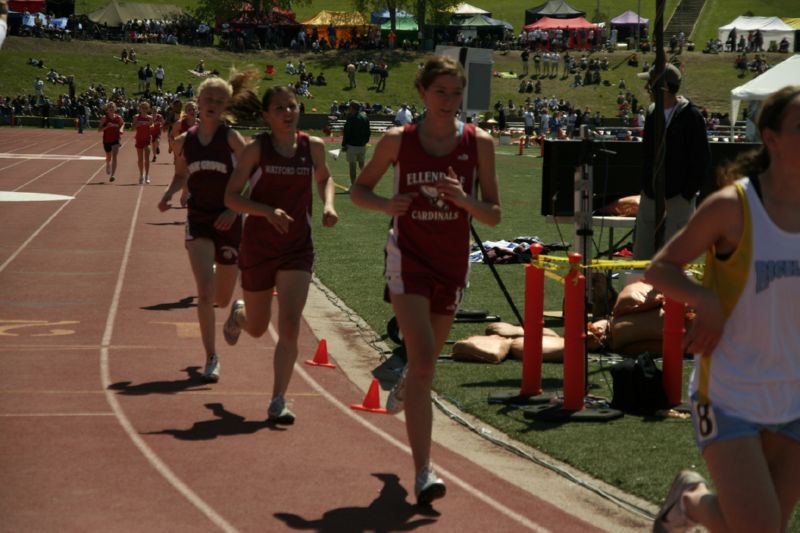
top-left (683, 289), bottom-right (725, 355)
top-left (157, 195), bottom-right (171, 212)
top-left (436, 166), bottom-right (466, 207)
top-left (214, 209), bottom-right (238, 231)
top-left (384, 192), bottom-right (417, 217)
top-left (322, 206), bottom-right (338, 228)
top-left (266, 207), bottom-right (293, 234)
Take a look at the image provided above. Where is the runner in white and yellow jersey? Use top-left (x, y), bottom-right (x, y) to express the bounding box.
top-left (645, 86), bottom-right (800, 533)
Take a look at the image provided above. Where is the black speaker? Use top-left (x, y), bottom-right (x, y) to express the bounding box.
top-left (540, 139), bottom-right (761, 216)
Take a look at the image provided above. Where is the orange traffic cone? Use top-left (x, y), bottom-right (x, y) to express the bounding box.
top-left (350, 378), bottom-right (388, 414)
top-left (273, 289), bottom-right (278, 296)
top-left (304, 338), bottom-right (336, 369)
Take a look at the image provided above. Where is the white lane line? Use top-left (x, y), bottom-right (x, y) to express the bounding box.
top-left (12, 143), bottom-right (97, 192)
top-left (0, 153), bottom-right (106, 161)
top-left (0, 191), bottom-right (74, 202)
top-left (0, 412), bottom-right (114, 417)
top-left (99, 186), bottom-right (238, 533)
top-left (0, 140), bottom-right (78, 172)
top-left (280, 324), bottom-right (552, 533)
top-left (0, 161), bottom-right (108, 273)
top-left (0, 164), bottom-right (105, 275)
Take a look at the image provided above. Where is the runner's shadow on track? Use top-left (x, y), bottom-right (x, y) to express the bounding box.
top-left (141, 295), bottom-right (196, 311)
top-left (146, 221), bottom-right (186, 226)
top-left (108, 366), bottom-right (210, 395)
top-left (275, 473), bottom-right (439, 531)
top-left (145, 402), bottom-right (278, 440)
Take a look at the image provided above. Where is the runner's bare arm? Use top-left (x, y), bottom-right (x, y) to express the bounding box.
top-left (350, 127), bottom-right (414, 217)
top-left (309, 135), bottom-right (337, 228)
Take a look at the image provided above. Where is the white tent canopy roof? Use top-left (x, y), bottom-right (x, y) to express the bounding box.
top-left (718, 15), bottom-right (795, 51)
top-left (730, 54), bottom-right (800, 131)
top-left (447, 2), bottom-right (490, 16)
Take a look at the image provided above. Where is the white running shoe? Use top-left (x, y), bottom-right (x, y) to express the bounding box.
top-left (386, 366), bottom-right (407, 415)
top-left (223, 299), bottom-right (244, 346)
top-left (201, 353), bottom-right (220, 383)
top-left (653, 470), bottom-right (706, 533)
top-left (109, 175), bottom-right (116, 182)
top-left (267, 395), bottom-right (295, 424)
top-left (145, 176), bottom-right (151, 184)
top-left (415, 465), bottom-right (446, 505)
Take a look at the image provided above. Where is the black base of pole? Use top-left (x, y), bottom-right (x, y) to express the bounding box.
top-left (522, 401), bottom-right (623, 422)
top-left (487, 389), bottom-right (556, 405)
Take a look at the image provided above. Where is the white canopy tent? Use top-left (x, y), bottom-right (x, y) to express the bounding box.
top-left (730, 54), bottom-right (800, 138)
top-left (447, 3), bottom-right (490, 16)
top-left (718, 16), bottom-right (795, 51)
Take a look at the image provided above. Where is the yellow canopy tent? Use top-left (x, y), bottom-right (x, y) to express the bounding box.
top-left (302, 10), bottom-right (374, 46)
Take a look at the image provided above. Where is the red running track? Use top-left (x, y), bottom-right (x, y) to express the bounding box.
top-left (0, 128), bottom-right (648, 532)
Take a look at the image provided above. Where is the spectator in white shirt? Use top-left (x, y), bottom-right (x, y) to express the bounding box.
top-left (394, 103), bottom-right (413, 125)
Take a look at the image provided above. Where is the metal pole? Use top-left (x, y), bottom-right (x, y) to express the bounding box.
top-left (653, 0), bottom-right (666, 252)
top-left (636, 0), bottom-right (641, 51)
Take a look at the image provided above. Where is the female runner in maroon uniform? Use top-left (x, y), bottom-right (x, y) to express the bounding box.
top-left (98, 101), bottom-right (124, 183)
top-left (223, 86), bottom-right (338, 423)
top-left (158, 76), bottom-right (252, 382)
top-left (132, 101), bottom-right (153, 184)
top-left (351, 56), bottom-right (501, 505)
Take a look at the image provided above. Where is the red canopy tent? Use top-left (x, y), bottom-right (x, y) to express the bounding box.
top-left (524, 15), bottom-right (596, 30)
top-left (9, 0), bottom-right (46, 12)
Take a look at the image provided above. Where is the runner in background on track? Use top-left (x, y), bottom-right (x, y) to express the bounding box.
top-left (150, 106), bottom-right (164, 163)
top-left (98, 101), bottom-right (124, 183)
top-left (132, 101), bottom-right (153, 184)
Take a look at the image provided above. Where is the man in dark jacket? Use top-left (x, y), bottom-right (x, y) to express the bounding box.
top-left (341, 101), bottom-right (370, 190)
top-left (633, 63), bottom-right (710, 260)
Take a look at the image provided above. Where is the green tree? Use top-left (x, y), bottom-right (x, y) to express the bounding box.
top-left (193, 0), bottom-right (311, 25)
top-left (410, 0), bottom-right (459, 46)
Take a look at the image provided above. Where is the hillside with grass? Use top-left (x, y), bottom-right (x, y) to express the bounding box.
top-left (2, 35), bottom-right (792, 121)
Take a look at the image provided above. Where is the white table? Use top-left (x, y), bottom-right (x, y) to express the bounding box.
top-left (544, 215), bottom-right (636, 258)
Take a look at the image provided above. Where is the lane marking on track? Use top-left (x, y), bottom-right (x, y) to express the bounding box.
top-left (0, 140), bottom-right (79, 172)
top-left (0, 153), bottom-right (106, 161)
top-left (99, 186), bottom-right (238, 533)
top-left (0, 412), bottom-right (114, 417)
top-left (12, 143), bottom-right (98, 192)
top-left (0, 191), bottom-right (75, 202)
top-left (0, 158), bottom-right (104, 275)
top-left (283, 326), bottom-right (552, 533)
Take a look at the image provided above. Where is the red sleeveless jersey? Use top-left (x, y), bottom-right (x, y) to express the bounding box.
top-left (100, 114), bottom-right (124, 144)
top-left (182, 124), bottom-right (235, 215)
top-left (386, 122), bottom-right (478, 286)
top-left (151, 113), bottom-right (163, 136)
top-left (133, 114), bottom-right (153, 144)
top-left (241, 132), bottom-right (314, 260)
